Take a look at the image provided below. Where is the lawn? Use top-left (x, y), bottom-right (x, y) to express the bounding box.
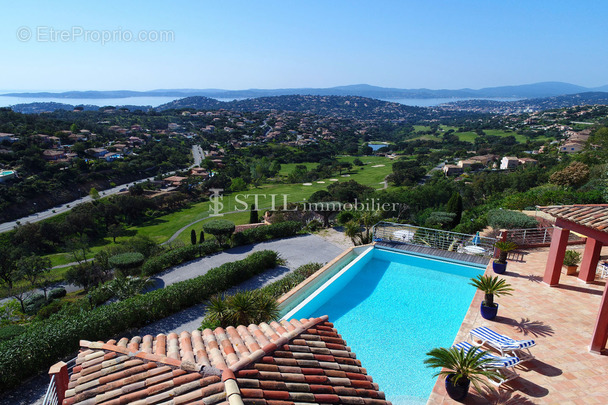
top-left (40, 155), bottom-right (394, 268)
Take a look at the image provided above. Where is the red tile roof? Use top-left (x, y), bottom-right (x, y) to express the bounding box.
top-left (62, 316), bottom-right (391, 405)
top-left (539, 204), bottom-right (608, 232)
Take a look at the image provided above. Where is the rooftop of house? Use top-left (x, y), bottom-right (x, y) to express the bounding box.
top-left (540, 204), bottom-right (608, 233)
top-left (61, 316), bottom-right (390, 405)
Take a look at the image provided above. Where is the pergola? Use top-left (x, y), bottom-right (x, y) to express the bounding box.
top-left (540, 204), bottom-right (608, 353)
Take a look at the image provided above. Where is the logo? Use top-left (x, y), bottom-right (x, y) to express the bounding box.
top-left (209, 188), bottom-right (224, 217)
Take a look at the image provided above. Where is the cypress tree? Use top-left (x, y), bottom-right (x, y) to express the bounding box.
top-left (190, 229), bottom-right (197, 245)
top-left (199, 230), bottom-right (205, 243)
top-left (446, 192), bottom-right (463, 227)
top-left (249, 203), bottom-right (259, 224)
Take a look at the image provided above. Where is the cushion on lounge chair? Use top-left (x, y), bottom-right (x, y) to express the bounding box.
top-left (470, 326), bottom-right (535, 350)
top-left (453, 341), bottom-right (520, 368)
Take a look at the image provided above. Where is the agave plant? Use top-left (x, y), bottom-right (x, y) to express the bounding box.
top-left (469, 274), bottom-right (513, 308)
top-left (424, 347), bottom-right (502, 392)
top-left (493, 241), bottom-right (517, 264)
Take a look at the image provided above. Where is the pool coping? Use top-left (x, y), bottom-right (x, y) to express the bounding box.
top-left (277, 243), bottom-right (374, 308)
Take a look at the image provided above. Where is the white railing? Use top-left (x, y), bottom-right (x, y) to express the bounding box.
top-left (372, 222), bottom-right (497, 257)
top-left (502, 227), bottom-right (584, 247)
top-left (42, 375), bottom-right (59, 405)
top-left (42, 357), bottom-right (76, 405)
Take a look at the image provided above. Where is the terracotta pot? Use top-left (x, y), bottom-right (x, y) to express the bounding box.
top-left (564, 265), bottom-right (577, 275)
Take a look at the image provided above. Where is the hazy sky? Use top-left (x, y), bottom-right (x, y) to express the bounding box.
top-left (1, 1), bottom-right (607, 91)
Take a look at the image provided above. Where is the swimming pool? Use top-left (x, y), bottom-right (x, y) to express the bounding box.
top-left (283, 247), bottom-right (484, 404)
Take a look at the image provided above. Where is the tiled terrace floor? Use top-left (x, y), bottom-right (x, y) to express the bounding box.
top-left (428, 245), bottom-right (608, 405)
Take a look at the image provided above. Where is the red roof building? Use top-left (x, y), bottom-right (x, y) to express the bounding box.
top-left (51, 316), bottom-right (391, 405)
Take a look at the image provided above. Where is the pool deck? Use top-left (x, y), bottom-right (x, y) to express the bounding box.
top-left (375, 241), bottom-right (490, 266)
top-left (428, 245), bottom-right (608, 404)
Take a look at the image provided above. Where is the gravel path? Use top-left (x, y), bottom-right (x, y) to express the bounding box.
top-left (0, 234), bottom-right (344, 405)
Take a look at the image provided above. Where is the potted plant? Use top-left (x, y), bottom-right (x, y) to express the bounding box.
top-left (424, 346), bottom-right (502, 401)
top-left (469, 274), bottom-right (513, 320)
top-left (562, 250), bottom-right (581, 275)
top-left (492, 240), bottom-right (517, 274)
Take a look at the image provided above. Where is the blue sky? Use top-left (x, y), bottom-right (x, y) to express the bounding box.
top-left (1, 1), bottom-right (607, 91)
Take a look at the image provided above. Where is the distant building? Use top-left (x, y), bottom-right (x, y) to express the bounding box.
top-left (457, 159), bottom-right (476, 169)
top-left (518, 157), bottom-right (538, 166)
top-left (42, 149), bottom-right (66, 161)
top-left (86, 148), bottom-right (109, 158)
top-left (163, 175), bottom-right (187, 187)
top-left (469, 154), bottom-right (499, 165)
top-left (500, 156), bottom-right (520, 170)
top-left (443, 164), bottom-right (463, 176)
top-left (0, 133), bottom-right (17, 143)
top-left (560, 143), bottom-right (584, 153)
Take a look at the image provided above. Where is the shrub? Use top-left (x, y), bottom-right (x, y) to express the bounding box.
top-left (109, 252), bottom-right (145, 271)
top-left (0, 250), bottom-right (278, 390)
top-left (142, 242), bottom-right (219, 276)
top-left (563, 250), bottom-right (582, 267)
top-left (203, 219), bottom-right (236, 245)
top-left (0, 325), bottom-right (25, 342)
top-left (336, 211), bottom-right (354, 225)
top-left (23, 293), bottom-right (46, 315)
top-left (36, 300), bottom-right (66, 320)
top-left (232, 221), bottom-right (303, 246)
top-left (48, 288), bottom-right (67, 300)
top-left (487, 209), bottom-right (538, 230)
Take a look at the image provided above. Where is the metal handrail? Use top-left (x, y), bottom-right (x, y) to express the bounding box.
top-left (42, 356), bottom-right (77, 405)
top-left (42, 375), bottom-right (58, 405)
top-left (503, 227), bottom-right (584, 247)
top-left (372, 221), bottom-right (497, 257)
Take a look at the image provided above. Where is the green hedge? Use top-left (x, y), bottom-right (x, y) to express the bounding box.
top-left (142, 241), bottom-right (220, 276)
top-left (487, 209), bottom-right (538, 229)
top-left (261, 262), bottom-right (323, 298)
top-left (108, 252), bottom-right (145, 270)
top-left (0, 250), bottom-right (278, 390)
top-left (232, 221), bottom-right (303, 246)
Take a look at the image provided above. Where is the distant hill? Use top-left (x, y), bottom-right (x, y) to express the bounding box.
top-left (155, 94), bottom-right (435, 120)
top-left (440, 91), bottom-right (608, 113)
top-left (9, 102), bottom-right (153, 114)
top-left (4, 81), bottom-right (608, 100)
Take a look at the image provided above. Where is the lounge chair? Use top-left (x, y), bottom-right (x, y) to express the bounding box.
top-left (453, 341), bottom-right (521, 386)
top-left (470, 326), bottom-right (536, 362)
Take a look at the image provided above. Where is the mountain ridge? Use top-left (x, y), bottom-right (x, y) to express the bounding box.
top-left (3, 81), bottom-right (607, 100)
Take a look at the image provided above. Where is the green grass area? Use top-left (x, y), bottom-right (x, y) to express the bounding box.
top-left (0, 267), bottom-right (71, 300)
top-left (408, 125), bottom-right (551, 144)
top-left (38, 155), bottom-right (394, 271)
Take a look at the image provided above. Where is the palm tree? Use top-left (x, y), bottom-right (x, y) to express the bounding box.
top-left (469, 275), bottom-right (513, 307)
top-left (205, 294), bottom-right (230, 327)
top-left (493, 241), bottom-right (517, 264)
top-left (204, 290), bottom-right (279, 328)
top-left (424, 347), bottom-right (502, 397)
top-left (344, 220), bottom-right (363, 245)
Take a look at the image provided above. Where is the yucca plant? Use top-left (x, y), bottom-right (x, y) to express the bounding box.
top-left (424, 347), bottom-right (502, 400)
top-left (493, 241), bottom-right (517, 264)
top-left (469, 274), bottom-right (513, 308)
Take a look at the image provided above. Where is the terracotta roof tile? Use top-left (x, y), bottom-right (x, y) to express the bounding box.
top-left (61, 316), bottom-right (391, 404)
top-left (540, 204), bottom-right (608, 233)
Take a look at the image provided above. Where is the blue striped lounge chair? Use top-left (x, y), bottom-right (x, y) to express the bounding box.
top-left (453, 341), bottom-right (521, 386)
top-left (470, 326), bottom-right (536, 362)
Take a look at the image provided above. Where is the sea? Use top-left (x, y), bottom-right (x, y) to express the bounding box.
top-left (0, 95), bottom-right (520, 109)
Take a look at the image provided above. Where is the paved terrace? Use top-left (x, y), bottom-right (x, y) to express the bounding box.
top-left (429, 245), bottom-right (608, 405)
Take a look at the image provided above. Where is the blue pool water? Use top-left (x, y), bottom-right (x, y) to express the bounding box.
top-left (285, 248), bottom-right (484, 404)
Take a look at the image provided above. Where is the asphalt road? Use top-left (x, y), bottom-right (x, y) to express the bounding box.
top-left (0, 144), bottom-right (205, 234)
